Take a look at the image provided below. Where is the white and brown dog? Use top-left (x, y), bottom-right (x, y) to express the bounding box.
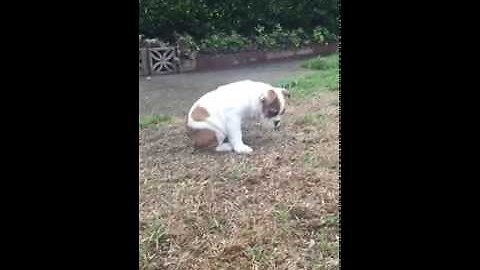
top-left (186, 80), bottom-right (289, 154)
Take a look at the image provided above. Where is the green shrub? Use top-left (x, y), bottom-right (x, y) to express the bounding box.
top-left (194, 24), bottom-right (337, 53)
top-left (140, 21), bottom-right (338, 54)
top-left (254, 25), bottom-right (278, 50)
top-left (200, 31), bottom-right (252, 54)
top-left (312, 26), bottom-right (337, 44)
top-left (175, 33), bottom-right (200, 59)
top-left (139, 0), bottom-right (338, 42)
top-left (254, 25), bottom-right (321, 51)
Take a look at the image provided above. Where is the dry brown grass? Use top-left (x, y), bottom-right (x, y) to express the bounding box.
top-left (139, 91), bottom-right (339, 270)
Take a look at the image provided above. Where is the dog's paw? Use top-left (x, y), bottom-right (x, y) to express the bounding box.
top-left (215, 143), bottom-right (233, 152)
top-left (234, 144), bottom-right (253, 154)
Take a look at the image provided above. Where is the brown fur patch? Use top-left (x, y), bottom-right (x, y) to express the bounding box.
top-left (186, 126), bottom-right (218, 149)
top-left (262, 89), bottom-right (281, 118)
top-left (191, 106), bottom-right (210, 121)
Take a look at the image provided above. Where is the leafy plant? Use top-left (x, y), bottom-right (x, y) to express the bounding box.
top-left (286, 28), bottom-right (305, 48)
top-left (175, 33), bottom-right (199, 59)
top-left (200, 31), bottom-right (252, 54)
top-left (254, 25), bottom-right (278, 50)
top-left (312, 26), bottom-right (337, 44)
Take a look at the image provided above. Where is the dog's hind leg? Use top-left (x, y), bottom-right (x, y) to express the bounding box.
top-left (214, 131), bottom-right (233, 152)
top-left (213, 131), bottom-right (232, 151)
top-left (188, 129), bottom-right (218, 149)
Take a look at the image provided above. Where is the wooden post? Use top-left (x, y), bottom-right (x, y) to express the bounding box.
top-left (139, 48), bottom-right (151, 76)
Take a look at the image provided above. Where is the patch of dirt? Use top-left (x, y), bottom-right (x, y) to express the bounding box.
top-left (140, 91), bottom-right (339, 270)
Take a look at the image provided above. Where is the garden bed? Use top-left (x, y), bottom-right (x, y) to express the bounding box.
top-left (192, 42), bottom-right (338, 72)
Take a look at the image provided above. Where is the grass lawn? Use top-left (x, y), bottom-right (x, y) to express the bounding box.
top-left (276, 53), bottom-right (339, 98)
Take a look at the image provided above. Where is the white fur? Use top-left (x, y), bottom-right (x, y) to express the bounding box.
top-left (187, 80), bottom-right (287, 154)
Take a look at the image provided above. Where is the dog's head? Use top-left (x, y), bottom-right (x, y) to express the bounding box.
top-left (260, 87), bottom-right (290, 130)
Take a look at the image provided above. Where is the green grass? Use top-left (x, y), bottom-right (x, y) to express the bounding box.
top-left (140, 220), bottom-right (169, 270)
top-left (139, 115), bottom-right (172, 129)
top-left (272, 205), bottom-right (290, 227)
top-left (245, 245), bottom-right (270, 267)
top-left (276, 53), bottom-right (339, 98)
top-left (311, 214), bottom-right (340, 270)
top-left (315, 227), bottom-right (338, 259)
top-left (147, 222), bottom-right (168, 250)
top-left (301, 54), bottom-right (339, 70)
top-left (324, 213), bottom-right (339, 227)
top-left (303, 152), bottom-right (320, 168)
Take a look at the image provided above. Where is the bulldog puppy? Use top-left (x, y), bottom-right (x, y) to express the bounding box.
top-left (186, 80), bottom-right (289, 154)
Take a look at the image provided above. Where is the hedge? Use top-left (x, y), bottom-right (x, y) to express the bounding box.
top-left (139, 0), bottom-right (338, 42)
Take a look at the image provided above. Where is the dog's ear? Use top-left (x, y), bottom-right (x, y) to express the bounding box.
top-left (281, 88), bottom-right (290, 98)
